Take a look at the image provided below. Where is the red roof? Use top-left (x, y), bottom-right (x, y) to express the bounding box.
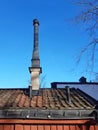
top-left (0, 88), bottom-right (97, 109)
top-left (0, 88), bottom-right (97, 119)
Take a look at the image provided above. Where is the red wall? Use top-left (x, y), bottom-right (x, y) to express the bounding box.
top-left (0, 124), bottom-right (98, 130)
top-left (0, 119), bottom-right (97, 130)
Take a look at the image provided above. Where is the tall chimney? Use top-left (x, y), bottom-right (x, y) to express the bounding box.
top-left (29, 19), bottom-right (42, 90)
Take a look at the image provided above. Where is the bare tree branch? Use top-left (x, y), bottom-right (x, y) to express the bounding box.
top-left (74, 0), bottom-right (98, 79)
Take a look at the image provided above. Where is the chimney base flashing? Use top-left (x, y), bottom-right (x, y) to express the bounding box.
top-left (29, 86), bottom-right (42, 98)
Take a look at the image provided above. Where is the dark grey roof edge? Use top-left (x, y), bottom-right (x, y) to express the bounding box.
top-left (0, 108), bottom-right (98, 119)
top-left (51, 82), bottom-right (98, 85)
top-left (0, 88), bottom-right (28, 90)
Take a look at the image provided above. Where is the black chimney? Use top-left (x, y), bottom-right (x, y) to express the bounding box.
top-left (79, 76), bottom-right (87, 84)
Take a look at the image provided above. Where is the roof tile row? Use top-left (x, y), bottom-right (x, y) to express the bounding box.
top-left (0, 88), bottom-right (97, 109)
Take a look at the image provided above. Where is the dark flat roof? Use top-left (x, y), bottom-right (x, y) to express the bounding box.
top-left (51, 82), bottom-right (98, 85)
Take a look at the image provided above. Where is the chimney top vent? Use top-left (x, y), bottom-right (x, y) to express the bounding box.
top-left (33, 19), bottom-right (39, 25)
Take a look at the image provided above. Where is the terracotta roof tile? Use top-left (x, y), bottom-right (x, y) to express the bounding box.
top-left (0, 88), bottom-right (97, 110)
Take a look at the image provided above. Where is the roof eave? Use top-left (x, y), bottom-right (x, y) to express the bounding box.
top-left (0, 108), bottom-right (97, 120)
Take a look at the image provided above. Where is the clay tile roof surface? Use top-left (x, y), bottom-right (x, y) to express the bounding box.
top-left (0, 88), bottom-right (97, 110)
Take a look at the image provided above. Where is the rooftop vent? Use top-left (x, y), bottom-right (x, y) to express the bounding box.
top-left (66, 86), bottom-right (71, 104)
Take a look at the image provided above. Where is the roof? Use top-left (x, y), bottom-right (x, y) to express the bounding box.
top-left (51, 82), bottom-right (98, 100)
top-left (0, 88), bottom-right (98, 119)
top-left (0, 88), bottom-right (97, 109)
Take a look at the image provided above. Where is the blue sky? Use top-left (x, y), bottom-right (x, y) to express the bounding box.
top-left (0, 0), bottom-right (96, 88)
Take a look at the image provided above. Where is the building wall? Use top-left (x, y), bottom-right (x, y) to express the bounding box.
top-left (0, 124), bottom-right (98, 130)
top-left (0, 119), bottom-right (98, 130)
top-left (56, 84), bottom-right (98, 88)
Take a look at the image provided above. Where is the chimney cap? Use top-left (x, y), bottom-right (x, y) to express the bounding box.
top-left (33, 19), bottom-right (39, 25)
